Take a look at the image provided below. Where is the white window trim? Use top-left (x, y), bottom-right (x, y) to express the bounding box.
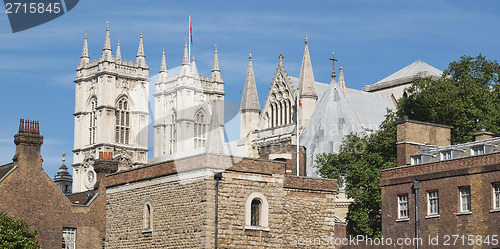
top-left (492, 183), bottom-right (500, 212)
top-left (458, 186), bottom-right (472, 214)
top-left (440, 150), bottom-right (452, 160)
top-left (142, 201), bottom-right (153, 233)
top-left (411, 156), bottom-right (422, 165)
top-left (397, 194), bottom-right (409, 220)
top-left (62, 227), bottom-right (77, 249)
top-left (427, 190), bottom-right (439, 217)
top-left (245, 192), bottom-right (269, 231)
top-left (471, 146), bottom-right (485, 156)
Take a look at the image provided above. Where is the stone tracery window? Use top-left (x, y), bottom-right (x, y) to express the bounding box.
top-left (89, 98), bottom-right (97, 145)
top-left (115, 97), bottom-right (130, 144)
top-left (169, 112), bottom-right (177, 155)
top-left (194, 110), bottom-right (208, 149)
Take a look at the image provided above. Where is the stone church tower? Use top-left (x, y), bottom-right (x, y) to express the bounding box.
top-left (72, 24), bottom-right (149, 193)
top-left (153, 43), bottom-right (225, 157)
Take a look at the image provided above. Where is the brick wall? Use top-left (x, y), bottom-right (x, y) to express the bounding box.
top-left (0, 132), bottom-right (105, 249)
top-left (381, 153), bottom-right (500, 248)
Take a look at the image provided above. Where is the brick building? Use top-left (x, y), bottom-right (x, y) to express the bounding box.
top-left (0, 120), bottom-right (109, 249)
top-left (381, 119), bottom-right (500, 248)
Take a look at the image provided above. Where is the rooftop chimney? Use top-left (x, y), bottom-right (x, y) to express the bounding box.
top-left (13, 119), bottom-right (44, 166)
top-left (396, 119), bottom-right (452, 167)
top-left (473, 129), bottom-right (499, 141)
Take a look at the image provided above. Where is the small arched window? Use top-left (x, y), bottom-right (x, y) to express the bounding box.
top-left (194, 110), bottom-right (208, 149)
top-left (89, 98), bottom-right (97, 144)
top-left (245, 192), bottom-right (269, 231)
top-left (115, 97), bottom-right (130, 144)
top-left (143, 202), bottom-right (153, 232)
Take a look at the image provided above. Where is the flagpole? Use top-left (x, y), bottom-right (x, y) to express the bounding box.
top-left (188, 14), bottom-right (191, 62)
top-left (296, 88), bottom-right (300, 176)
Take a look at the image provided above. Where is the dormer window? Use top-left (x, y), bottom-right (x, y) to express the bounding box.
top-left (440, 150), bottom-right (452, 160)
top-left (411, 156), bottom-right (422, 165)
top-left (471, 146), bottom-right (485, 156)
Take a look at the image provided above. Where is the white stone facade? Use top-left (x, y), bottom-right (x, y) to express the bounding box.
top-left (72, 25), bottom-right (149, 192)
top-left (153, 43), bottom-right (224, 158)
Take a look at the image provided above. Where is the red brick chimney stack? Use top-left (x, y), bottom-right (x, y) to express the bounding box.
top-left (13, 118), bottom-right (44, 165)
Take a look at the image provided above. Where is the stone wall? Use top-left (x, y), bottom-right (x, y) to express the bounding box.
top-left (105, 170), bottom-right (213, 248)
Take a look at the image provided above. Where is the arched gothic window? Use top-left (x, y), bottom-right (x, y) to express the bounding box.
top-left (115, 97), bottom-right (130, 144)
top-left (245, 192), bottom-right (269, 230)
top-left (143, 202), bottom-right (153, 232)
top-left (169, 112), bottom-right (177, 155)
top-left (194, 110), bottom-right (208, 149)
top-left (89, 98), bottom-right (97, 145)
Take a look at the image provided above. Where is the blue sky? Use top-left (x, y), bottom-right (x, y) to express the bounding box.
top-left (1, 0), bottom-right (499, 178)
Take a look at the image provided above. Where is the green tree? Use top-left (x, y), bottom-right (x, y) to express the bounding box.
top-left (399, 54), bottom-right (500, 144)
top-left (316, 54), bottom-right (500, 237)
top-left (0, 212), bottom-right (40, 249)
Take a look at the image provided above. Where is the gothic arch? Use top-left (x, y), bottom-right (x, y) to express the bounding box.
top-left (115, 94), bottom-right (135, 109)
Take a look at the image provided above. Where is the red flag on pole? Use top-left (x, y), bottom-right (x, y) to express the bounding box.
top-left (298, 99), bottom-right (302, 108)
top-left (189, 15), bottom-right (193, 44)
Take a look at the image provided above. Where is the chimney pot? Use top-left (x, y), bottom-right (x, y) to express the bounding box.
top-left (19, 119), bottom-right (24, 133)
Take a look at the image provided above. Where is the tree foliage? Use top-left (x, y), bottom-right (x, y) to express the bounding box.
top-left (316, 54), bottom-right (500, 238)
top-left (316, 111), bottom-right (397, 238)
top-left (399, 54), bottom-right (500, 144)
top-left (0, 212), bottom-right (40, 249)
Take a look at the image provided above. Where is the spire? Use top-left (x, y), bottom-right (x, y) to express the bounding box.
top-left (211, 45), bottom-right (223, 82)
top-left (136, 32), bottom-right (147, 68)
top-left (80, 31), bottom-right (89, 66)
top-left (298, 36), bottom-right (317, 99)
top-left (102, 22), bottom-right (113, 60)
top-left (240, 51), bottom-right (260, 112)
top-left (160, 48), bottom-right (167, 73)
top-left (182, 40), bottom-right (189, 65)
top-left (191, 52), bottom-right (199, 77)
top-left (338, 66), bottom-right (347, 96)
top-left (205, 101), bottom-right (225, 155)
top-left (212, 45), bottom-right (220, 72)
top-left (116, 39), bottom-right (122, 62)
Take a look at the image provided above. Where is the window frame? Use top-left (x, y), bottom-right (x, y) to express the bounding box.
top-left (411, 156), bottom-right (422, 165)
top-left (493, 183), bottom-right (500, 211)
top-left (142, 201), bottom-right (153, 233)
top-left (440, 150), bottom-right (452, 160)
top-left (245, 192), bottom-right (269, 231)
top-left (459, 186), bottom-right (471, 213)
top-left (62, 227), bottom-right (76, 249)
top-left (471, 146), bottom-right (485, 156)
top-left (397, 194), bottom-right (409, 220)
top-left (115, 97), bottom-right (130, 144)
top-left (427, 190), bottom-right (439, 217)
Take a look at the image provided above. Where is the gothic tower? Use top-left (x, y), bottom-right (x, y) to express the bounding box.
top-left (240, 51), bottom-right (260, 138)
top-left (297, 37), bottom-right (317, 131)
top-left (72, 24), bottom-right (149, 193)
top-left (154, 43), bottom-right (225, 158)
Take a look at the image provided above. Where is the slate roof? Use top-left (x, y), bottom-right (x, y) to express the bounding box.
top-left (362, 60), bottom-right (443, 92)
top-left (300, 80), bottom-right (396, 177)
top-left (66, 191), bottom-right (96, 205)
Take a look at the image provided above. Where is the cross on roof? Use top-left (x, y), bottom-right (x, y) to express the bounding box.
top-left (330, 52), bottom-right (338, 80)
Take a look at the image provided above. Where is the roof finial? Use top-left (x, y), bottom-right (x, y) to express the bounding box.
top-left (79, 31), bottom-right (90, 66)
top-left (102, 22), bottom-right (112, 59)
top-left (62, 153), bottom-right (66, 163)
top-left (305, 35), bottom-right (309, 45)
top-left (329, 52), bottom-right (338, 82)
top-left (212, 44), bottom-right (220, 72)
top-left (279, 53), bottom-right (284, 66)
top-left (249, 50), bottom-right (252, 61)
top-left (116, 39), bottom-right (121, 61)
top-left (135, 32), bottom-right (147, 68)
top-left (182, 40), bottom-right (189, 65)
top-left (192, 52), bottom-right (195, 62)
top-left (160, 48), bottom-right (167, 73)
